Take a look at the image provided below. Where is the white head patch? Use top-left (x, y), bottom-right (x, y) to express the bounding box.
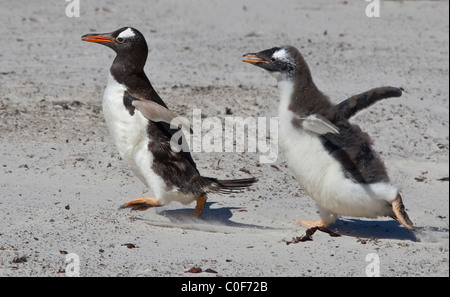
top-left (118, 28), bottom-right (135, 39)
top-left (273, 48), bottom-right (289, 61)
top-left (270, 47), bottom-right (296, 81)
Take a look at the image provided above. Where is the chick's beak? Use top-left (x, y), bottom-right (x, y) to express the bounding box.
top-left (242, 53), bottom-right (269, 64)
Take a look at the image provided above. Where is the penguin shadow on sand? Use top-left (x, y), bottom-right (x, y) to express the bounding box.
top-left (141, 202), bottom-right (276, 232)
top-left (330, 219), bottom-right (422, 241)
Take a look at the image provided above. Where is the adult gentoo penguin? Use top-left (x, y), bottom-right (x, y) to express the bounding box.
top-left (243, 45), bottom-right (415, 231)
top-left (81, 27), bottom-right (256, 216)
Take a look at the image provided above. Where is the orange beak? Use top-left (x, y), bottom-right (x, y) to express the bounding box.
top-left (81, 34), bottom-right (115, 44)
top-left (242, 54), bottom-right (269, 64)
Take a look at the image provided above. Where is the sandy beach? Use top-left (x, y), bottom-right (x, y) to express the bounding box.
top-left (0, 0), bottom-right (448, 277)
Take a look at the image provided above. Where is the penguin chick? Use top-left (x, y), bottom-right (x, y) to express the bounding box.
top-left (243, 46), bottom-right (414, 231)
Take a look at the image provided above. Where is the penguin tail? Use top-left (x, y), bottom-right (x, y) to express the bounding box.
top-left (203, 177), bottom-right (258, 194)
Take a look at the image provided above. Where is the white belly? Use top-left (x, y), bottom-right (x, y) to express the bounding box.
top-left (102, 74), bottom-right (149, 176)
top-left (277, 81), bottom-right (397, 218)
top-left (101, 74), bottom-right (193, 205)
top-left (102, 75), bottom-right (161, 191)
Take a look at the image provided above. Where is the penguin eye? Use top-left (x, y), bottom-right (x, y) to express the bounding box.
top-left (270, 57), bottom-right (276, 62)
top-left (116, 37), bottom-right (125, 43)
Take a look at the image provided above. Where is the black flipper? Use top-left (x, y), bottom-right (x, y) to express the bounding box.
top-left (334, 87), bottom-right (402, 119)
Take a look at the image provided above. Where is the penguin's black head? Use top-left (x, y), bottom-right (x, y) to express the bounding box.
top-left (243, 46), bottom-right (299, 81)
top-left (82, 27), bottom-right (148, 68)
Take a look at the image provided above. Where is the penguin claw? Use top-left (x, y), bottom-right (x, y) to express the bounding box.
top-left (391, 194), bottom-right (416, 231)
top-left (120, 197), bottom-right (163, 211)
top-left (298, 219), bottom-right (332, 229)
top-left (192, 196), bottom-right (207, 218)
